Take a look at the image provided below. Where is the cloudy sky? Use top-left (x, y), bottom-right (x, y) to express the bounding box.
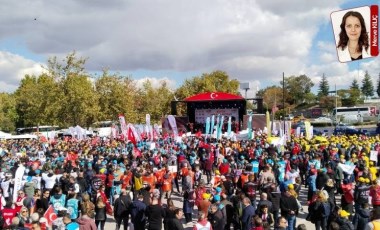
top-left (0, 0), bottom-right (378, 97)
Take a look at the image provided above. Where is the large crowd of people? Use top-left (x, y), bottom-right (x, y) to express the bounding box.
top-left (1, 130), bottom-right (380, 230)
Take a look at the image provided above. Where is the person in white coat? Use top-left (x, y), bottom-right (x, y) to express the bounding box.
top-left (336, 10), bottom-right (371, 62)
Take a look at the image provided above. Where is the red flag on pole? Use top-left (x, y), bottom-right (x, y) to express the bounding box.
top-left (128, 126), bottom-right (137, 146)
top-left (43, 205), bottom-right (57, 227)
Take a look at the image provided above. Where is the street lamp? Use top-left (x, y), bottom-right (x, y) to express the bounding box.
top-left (328, 85), bottom-right (338, 132)
top-left (240, 82), bottom-right (251, 98)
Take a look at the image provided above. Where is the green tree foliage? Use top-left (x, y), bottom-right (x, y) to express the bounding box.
top-left (59, 74), bottom-right (99, 127)
top-left (337, 89), bottom-right (362, 107)
top-left (260, 86), bottom-right (286, 110)
top-left (361, 70), bottom-right (374, 98)
top-left (317, 74), bottom-right (329, 97)
top-left (350, 79), bottom-right (360, 90)
top-left (319, 96), bottom-right (341, 111)
top-left (174, 70), bottom-right (239, 115)
top-left (282, 75), bottom-right (314, 105)
top-left (46, 53), bottom-right (99, 127)
top-left (95, 70), bottom-right (138, 123)
top-left (15, 75), bottom-right (43, 127)
top-left (15, 52), bottom-right (100, 128)
top-left (175, 70), bottom-right (239, 100)
top-left (0, 93), bottom-right (17, 132)
top-left (135, 80), bottom-right (173, 123)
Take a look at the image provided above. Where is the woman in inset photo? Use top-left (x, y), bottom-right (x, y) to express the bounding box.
top-left (336, 10), bottom-right (371, 62)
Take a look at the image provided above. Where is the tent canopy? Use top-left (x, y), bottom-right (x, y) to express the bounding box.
top-left (184, 92), bottom-right (244, 102)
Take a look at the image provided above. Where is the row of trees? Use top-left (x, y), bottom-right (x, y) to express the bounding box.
top-left (258, 71), bottom-right (380, 114)
top-left (0, 52), bottom-right (378, 132)
top-left (0, 52), bottom-right (240, 132)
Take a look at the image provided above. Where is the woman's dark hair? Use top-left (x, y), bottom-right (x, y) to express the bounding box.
top-left (337, 11), bottom-right (369, 52)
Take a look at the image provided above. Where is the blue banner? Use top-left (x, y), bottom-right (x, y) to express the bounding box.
top-left (248, 114), bottom-right (253, 140)
top-left (211, 115), bottom-right (215, 137)
top-left (205, 117), bottom-right (210, 135)
top-left (218, 115), bottom-right (224, 139)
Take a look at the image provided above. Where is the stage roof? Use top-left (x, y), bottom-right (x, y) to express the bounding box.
top-left (184, 92), bottom-right (244, 102)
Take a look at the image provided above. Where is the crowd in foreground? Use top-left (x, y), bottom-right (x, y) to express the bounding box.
top-left (1, 131), bottom-right (380, 230)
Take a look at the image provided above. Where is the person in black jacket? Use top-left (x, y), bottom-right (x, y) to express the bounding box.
top-left (316, 168), bottom-right (329, 190)
top-left (76, 171), bottom-right (88, 194)
top-left (130, 194), bottom-right (147, 230)
top-left (208, 204), bottom-right (225, 230)
top-left (280, 188), bottom-right (298, 230)
top-left (36, 189), bottom-right (50, 213)
top-left (268, 183), bottom-right (281, 221)
top-left (168, 208), bottom-right (184, 230)
top-left (145, 198), bottom-right (165, 230)
top-left (113, 189), bottom-right (132, 230)
top-left (353, 202), bottom-right (370, 230)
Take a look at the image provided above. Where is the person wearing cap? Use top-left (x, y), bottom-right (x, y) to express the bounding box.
top-left (354, 177), bottom-right (371, 211)
top-left (341, 179), bottom-right (354, 215)
top-left (336, 209), bottom-right (354, 230)
top-left (198, 193), bottom-right (211, 218)
top-left (195, 179), bottom-right (207, 207)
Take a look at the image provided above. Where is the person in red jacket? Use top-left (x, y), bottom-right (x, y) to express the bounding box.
top-left (219, 159), bottom-right (230, 175)
top-left (2, 200), bottom-right (17, 228)
top-left (370, 179), bottom-right (380, 208)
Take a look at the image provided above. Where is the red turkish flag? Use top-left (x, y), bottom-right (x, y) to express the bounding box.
top-left (128, 126), bottom-right (137, 146)
top-left (43, 205), bottom-right (57, 227)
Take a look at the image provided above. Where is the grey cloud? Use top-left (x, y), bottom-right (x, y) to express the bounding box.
top-left (1, 0), bottom-right (371, 92)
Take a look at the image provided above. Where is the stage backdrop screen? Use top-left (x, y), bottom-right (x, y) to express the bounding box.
top-left (195, 108), bottom-right (239, 123)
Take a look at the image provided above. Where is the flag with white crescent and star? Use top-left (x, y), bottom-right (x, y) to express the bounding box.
top-left (44, 205), bottom-right (57, 227)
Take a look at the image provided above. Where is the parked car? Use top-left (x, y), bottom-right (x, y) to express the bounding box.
top-left (292, 121), bottom-right (324, 136)
top-left (285, 114), bottom-right (294, 120)
top-left (333, 124), bottom-right (368, 135)
top-left (314, 116), bottom-right (333, 123)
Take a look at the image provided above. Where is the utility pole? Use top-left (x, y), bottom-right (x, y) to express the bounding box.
top-left (283, 72), bottom-right (285, 131)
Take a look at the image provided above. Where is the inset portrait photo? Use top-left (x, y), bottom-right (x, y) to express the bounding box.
top-left (331, 6), bottom-right (378, 63)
